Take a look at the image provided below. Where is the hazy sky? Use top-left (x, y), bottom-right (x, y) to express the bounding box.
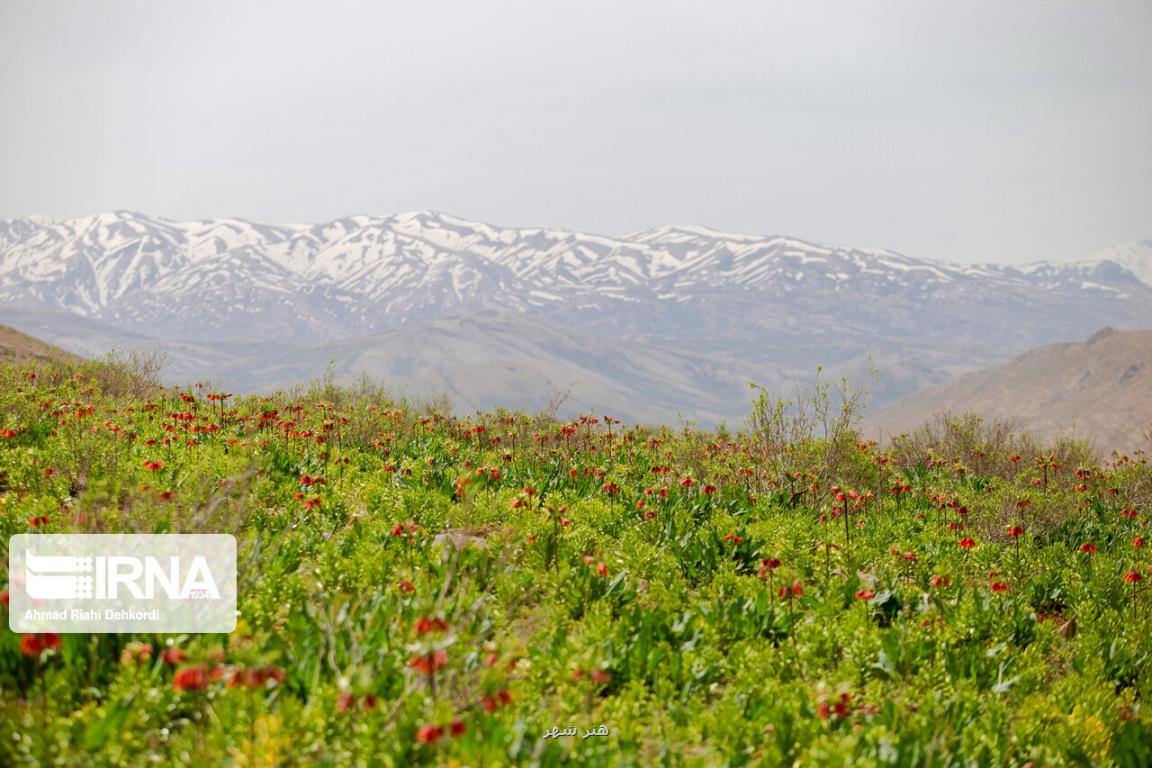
top-left (1, 0), bottom-right (1149, 264)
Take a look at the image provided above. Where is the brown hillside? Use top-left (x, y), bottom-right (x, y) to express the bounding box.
top-left (0, 324), bottom-right (81, 364)
top-left (865, 327), bottom-right (1152, 454)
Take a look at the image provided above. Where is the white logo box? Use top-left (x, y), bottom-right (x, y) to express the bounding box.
top-left (9, 534), bottom-right (237, 633)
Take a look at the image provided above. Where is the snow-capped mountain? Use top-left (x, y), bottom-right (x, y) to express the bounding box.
top-left (1, 210), bottom-right (1150, 421)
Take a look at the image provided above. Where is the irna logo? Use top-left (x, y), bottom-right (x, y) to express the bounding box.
top-left (24, 550), bottom-right (221, 601)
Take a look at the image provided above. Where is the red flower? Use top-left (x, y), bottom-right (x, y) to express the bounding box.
top-left (408, 650), bottom-right (449, 676)
top-left (761, 558), bottom-right (782, 571)
top-left (590, 669), bottom-right (612, 684)
top-left (779, 581), bottom-right (803, 598)
top-left (450, 718), bottom-right (466, 737)
top-left (481, 687), bottom-right (513, 712)
top-left (173, 664), bottom-right (211, 692)
top-left (336, 691), bottom-right (355, 712)
top-left (958, 538), bottom-right (976, 549)
top-left (930, 575), bottom-right (949, 588)
top-left (162, 648), bottom-right (188, 665)
top-left (1006, 526), bottom-right (1024, 537)
top-left (142, 459), bottom-right (164, 472)
top-left (1079, 543), bottom-right (1097, 554)
top-left (989, 582), bottom-right (1010, 593)
top-left (1134, 537), bottom-right (1146, 549)
top-left (595, 562), bottom-right (609, 578)
top-left (414, 617), bottom-right (450, 635)
top-left (398, 580), bottom-right (416, 594)
top-left (854, 589), bottom-right (876, 600)
top-left (415, 724), bottom-right (444, 743)
top-left (19, 633), bottom-right (62, 657)
top-left (1124, 571), bottom-right (1143, 584)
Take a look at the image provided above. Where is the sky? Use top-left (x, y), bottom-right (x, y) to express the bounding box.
top-left (0, 0), bottom-right (1149, 265)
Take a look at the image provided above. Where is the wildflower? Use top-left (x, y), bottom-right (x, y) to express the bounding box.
top-left (414, 617), bottom-right (450, 635)
top-left (415, 724), bottom-right (444, 743)
top-left (1079, 543), bottom-right (1097, 554)
top-left (958, 538), bottom-right (976, 549)
top-left (779, 581), bottom-right (803, 598)
top-left (595, 562), bottom-right (609, 578)
top-left (590, 669), bottom-right (612, 684)
top-left (1007, 526), bottom-right (1024, 537)
top-left (930, 575), bottom-right (950, 588)
top-left (481, 687), bottom-right (514, 712)
top-left (142, 459), bottom-right (165, 472)
top-left (162, 648), bottom-right (188, 665)
top-left (855, 589), bottom-right (876, 600)
top-left (989, 582), bottom-right (1010, 593)
top-left (1124, 571), bottom-right (1143, 584)
top-left (120, 641), bottom-right (153, 665)
top-left (398, 580), bottom-right (416, 594)
top-left (173, 664), bottom-right (211, 692)
top-left (450, 718), bottom-right (467, 737)
top-left (1134, 537), bottom-right (1146, 549)
top-left (408, 650), bottom-right (449, 675)
top-left (19, 633), bottom-right (62, 657)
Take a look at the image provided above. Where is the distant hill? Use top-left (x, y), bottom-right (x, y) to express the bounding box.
top-left (0, 323), bottom-right (80, 363)
top-left (866, 327), bottom-right (1152, 453)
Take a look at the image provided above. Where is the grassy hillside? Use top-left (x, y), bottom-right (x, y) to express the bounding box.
top-left (2, 357), bottom-right (1152, 766)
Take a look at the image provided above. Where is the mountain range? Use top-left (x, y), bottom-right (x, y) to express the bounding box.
top-left (1, 210), bottom-right (1150, 427)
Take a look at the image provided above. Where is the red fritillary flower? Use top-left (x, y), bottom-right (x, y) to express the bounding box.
top-left (1007, 526), bottom-right (1024, 538)
top-left (142, 459), bottom-right (164, 472)
top-left (162, 647), bottom-right (188, 665)
top-left (595, 562), bottom-right (609, 578)
top-left (1079, 543), bottom-right (1097, 554)
top-left (398, 580), bottom-right (416, 594)
top-left (415, 724), bottom-right (444, 744)
top-left (788, 581), bottom-right (804, 597)
top-left (855, 589), bottom-right (876, 600)
top-left (450, 718), bottom-right (467, 737)
top-left (958, 538), bottom-right (976, 549)
top-left (590, 669), bottom-right (612, 684)
top-left (408, 650), bottom-right (449, 676)
top-left (19, 633), bottom-right (62, 657)
top-left (1124, 571), bottom-right (1143, 584)
top-left (989, 582), bottom-right (1010, 593)
top-left (1134, 537), bottom-right (1146, 549)
top-left (173, 664), bottom-right (211, 692)
top-left (930, 575), bottom-right (950, 588)
top-left (336, 691), bottom-right (355, 712)
top-left (414, 617), bottom-right (450, 635)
